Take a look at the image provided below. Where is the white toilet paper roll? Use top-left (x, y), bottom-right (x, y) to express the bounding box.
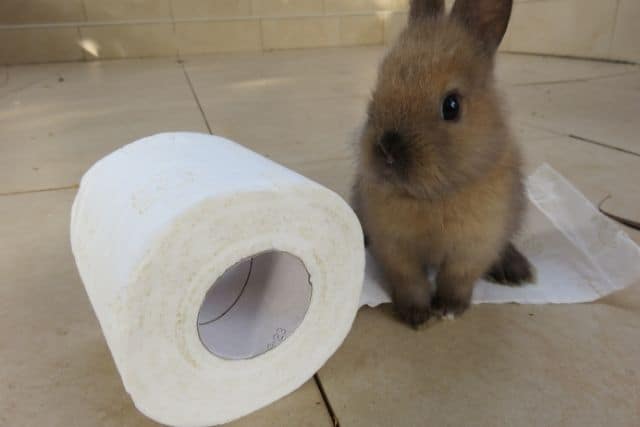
top-left (70, 132), bottom-right (365, 427)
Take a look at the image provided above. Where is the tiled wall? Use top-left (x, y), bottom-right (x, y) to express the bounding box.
top-left (0, 0), bottom-right (638, 64)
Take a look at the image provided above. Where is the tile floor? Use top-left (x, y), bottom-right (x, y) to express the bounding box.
top-left (1, 47), bottom-right (639, 427)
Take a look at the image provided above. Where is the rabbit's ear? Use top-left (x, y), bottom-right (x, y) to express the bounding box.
top-left (409, 0), bottom-right (444, 22)
top-left (451, 0), bottom-right (512, 53)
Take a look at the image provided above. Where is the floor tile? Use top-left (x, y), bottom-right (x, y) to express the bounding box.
top-left (506, 70), bottom-right (640, 154)
top-left (184, 48), bottom-right (381, 166)
top-left (319, 303), bottom-right (640, 427)
top-left (0, 189), bottom-right (332, 427)
top-left (610, 0), bottom-right (640, 63)
top-left (520, 135), bottom-right (640, 214)
top-left (183, 46), bottom-right (381, 102)
top-left (196, 95), bottom-right (366, 166)
top-left (0, 58), bottom-right (206, 194)
top-left (496, 53), bottom-right (639, 86)
top-left (0, 190), bottom-right (156, 427)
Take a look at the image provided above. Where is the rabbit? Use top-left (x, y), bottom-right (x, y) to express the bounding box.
top-left (352, 0), bottom-right (534, 327)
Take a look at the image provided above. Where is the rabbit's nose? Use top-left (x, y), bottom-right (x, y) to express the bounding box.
top-left (377, 131), bottom-right (404, 165)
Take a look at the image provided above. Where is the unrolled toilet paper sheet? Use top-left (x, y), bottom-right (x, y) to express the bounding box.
top-left (360, 163), bottom-right (640, 307)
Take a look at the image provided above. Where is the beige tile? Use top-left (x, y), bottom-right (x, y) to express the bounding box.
top-left (0, 190), bottom-right (158, 427)
top-left (79, 23), bottom-right (176, 59)
top-left (506, 70), bottom-right (640, 154)
top-left (508, 0), bottom-right (618, 59)
top-left (251, 0), bottom-right (324, 16)
top-left (610, 0), bottom-right (640, 63)
top-left (496, 52), bottom-right (639, 86)
top-left (0, 27), bottom-right (83, 65)
top-left (83, 0), bottom-right (171, 21)
top-left (182, 46), bottom-right (381, 103)
top-left (183, 44), bottom-right (383, 74)
top-left (0, 0), bottom-right (85, 25)
top-left (198, 94), bottom-right (365, 165)
top-left (324, 0), bottom-right (398, 13)
top-left (182, 48), bottom-right (384, 165)
top-left (0, 58), bottom-right (206, 193)
top-left (229, 381), bottom-right (332, 426)
top-left (171, 0), bottom-right (252, 20)
top-left (519, 136), bottom-right (640, 206)
top-left (262, 17), bottom-right (340, 50)
top-left (511, 121), bottom-right (558, 142)
top-left (319, 303), bottom-right (640, 427)
top-left (340, 14), bottom-right (383, 46)
top-left (176, 20), bottom-right (262, 55)
top-left (383, 11), bottom-right (407, 44)
top-left (0, 190), bottom-right (332, 427)
top-left (499, 19), bottom-right (513, 52)
top-left (184, 57), bottom-right (375, 103)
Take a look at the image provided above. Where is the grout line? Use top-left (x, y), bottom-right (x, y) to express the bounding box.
top-left (567, 134), bottom-right (640, 158)
top-left (167, 0), bottom-right (180, 60)
top-left (181, 63), bottom-right (212, 134)
top-left (501, 50), bottom-right (638, 65)
top-left (607, 0), bottom-right (622, 59)
top-left (512, 69), bottom-right (640, 87)
top-left (80, 0), bottom-right (89, 22)
top-left (0, 184), bottom-right (79, 197)
top-left (258, 18), bottom-right (265, 51)
top-left (0, 66), bottom-right (8, 87)
top-left (0, 77), bottom-right (54, 100)
top-left (313, 374), bottom-right (340, 427)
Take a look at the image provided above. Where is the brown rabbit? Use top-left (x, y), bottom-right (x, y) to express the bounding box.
top-left (353, 0), bottom-right (534, 327)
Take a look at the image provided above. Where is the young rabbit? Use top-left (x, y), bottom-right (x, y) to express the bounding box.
top-left (353, 0), bottom-right (534, 327)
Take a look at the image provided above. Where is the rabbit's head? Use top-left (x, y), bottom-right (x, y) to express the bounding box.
top-left (359, 0), bottom-right (513, 199)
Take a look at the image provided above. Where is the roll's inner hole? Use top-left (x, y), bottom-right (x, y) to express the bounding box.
top-left (197, 251), bottom-right (312, 360)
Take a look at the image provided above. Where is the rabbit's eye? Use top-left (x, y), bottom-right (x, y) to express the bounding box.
top-left (441, 92), bottom-right (461, 122)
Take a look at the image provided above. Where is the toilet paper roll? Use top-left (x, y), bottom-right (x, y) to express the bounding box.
top-left (70, 132), bottom-right (365, 427)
